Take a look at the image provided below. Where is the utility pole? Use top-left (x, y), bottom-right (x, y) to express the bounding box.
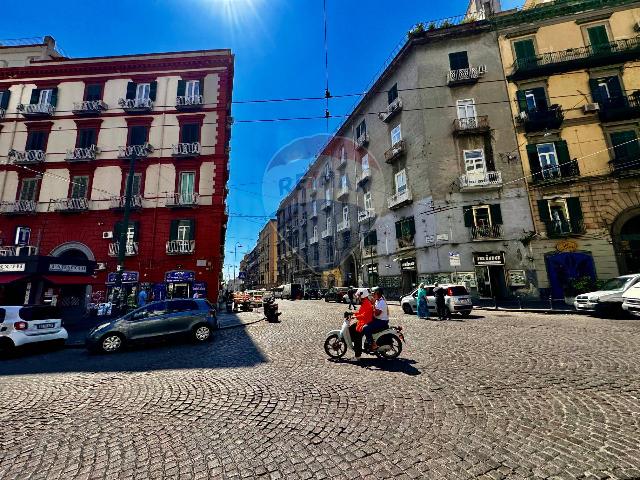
top-left (116, 150), bottom-right (138, 313)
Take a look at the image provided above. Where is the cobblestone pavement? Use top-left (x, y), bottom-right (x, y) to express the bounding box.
top-left (1, 301), bottom-right (640, 480)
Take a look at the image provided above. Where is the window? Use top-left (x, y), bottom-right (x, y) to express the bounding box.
top-left (361, 154), bottom-right (369, 171)
top-left (513, 38), bottom-right (536, 61)
top-left (0, 90), bottom-right (10, 111)
top-left (610, 130), bottom-right (640, 162)
top-left (26, 130), bottom-right (47, 151)
top-left (388, 83), bottom-right (398, 105)
top-left (340, 146), bottom-right (346, 162)
top-left (356, 120), bottom-right (367, 139)
top-left (70, 176), bottom-right (89, 199)
top-left (341, 175), bottom-right (348, 190)
top-left (457, 99), bottom-right (476, 121)
top-left (179, 172), bottom-right (196, 202)
top-left (129, 126), bottom-right (148, 146)
top-left (167, 300), bottom-right (199, 312)
top-left (536, 143), bottom-right (558, 176)
top-left (185, 80), bottom-right (200, 98)
top-left (136, 83), bottom-right (151, 101)
top-left (126, 81), bottom-right (157, 105)
top-left (449, 51), bottom-right (469, 71)
top-left (463, 149), bottom-right (487, 182)
top-left (19, 178), bottom-right (39, 202)
top-left (85, 84), bottom-right (103, 101)
top-left (39, 89), bottom-right (53, 105)
top-left (391, 124), bottom-right (402, 146)
top-left (170, 219), bottom-right (195, 241)
top-left (342, 231), bottom-right (351, 249)
top-left (180, 124), bottom-right (200, 144)
top-left (394, 169), bottom-right (407, 194)
top-left (538, 198), bottom-right (584, 236)
top-left (130, 173), bottom-right (142, 197)
top-left (29, 88), bottom-right (57, 107)
top-left (463, 204), bottom-right (503, 228)
top-left (517, 87), bottom-right (547, 113)
top-left (395, 217), bottom-right (416, 248)
top-left (363, 230), bottom-right (377, 247)
top-left (586, 25), bottom-right (610, 50)
top-left (15, 226), bottom-right (31, 246)
top-left (590, 76), bottom-right (624, 105)
top-left (312, 178), bottom-right (317, 190)
top-left (363, 191), bottom-right (372, 210)
top-left (77, 128), bottom-right (97, 149)
top-left (342, 205), bottom-right (349, 222)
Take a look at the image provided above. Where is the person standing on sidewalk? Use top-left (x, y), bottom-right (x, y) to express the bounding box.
top-left (433, 283), bottom-right (448, 320)
top-left (417, 283), bottom-right (429, 320)
top-left (347, 286), bottom-right (356, 310)
top-left (137, 288), bottom-right (148, 308)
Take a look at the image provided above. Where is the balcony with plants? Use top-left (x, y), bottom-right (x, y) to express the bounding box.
top-left (388, 187), bottom-right (412, 210)
top-left (544, 218), bottom-right (586, 238)
top-left (517, 105), bottom-right (564, 133)
top-left (459, 171), bottom-right (503, 191)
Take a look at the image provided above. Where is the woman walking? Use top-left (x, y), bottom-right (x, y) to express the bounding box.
top-left (417, 283), bottom-right (429, 320)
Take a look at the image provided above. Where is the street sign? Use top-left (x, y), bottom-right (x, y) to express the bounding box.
top-left (238, 271), bottom-right (246, 279)
top-left (449, 252), bottom-right (461, 267)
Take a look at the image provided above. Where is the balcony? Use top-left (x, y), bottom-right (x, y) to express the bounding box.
top-left (459, 171), bottom-right (503, 191)
top-left (118, 98), bottom-right (154, 113)
top-left (388, 188), bottom-right (413, 210)
top-left (358, 208), bottom-right (376, 223)
top-left (531, 159), bottom-right (580, 185)
top-left (337, 155), bottom-right (348, 169)
top-left (0, 245), bottom-right (39, 257)
top-left (166, 240), bottom-right (196, 255)
top-left (355, 133), bottom-right (369, 150)
top-left (336, 219), bottom-right (350, 233)
top-left (544, 218), bottom-right (586, 239)
top-left (356, 168), bottom-right (371, 185)
top-left (17, 102), bottom-right (55, 117)
top-left (66, 146), bottom-right (99, 162)
top-left (172, 142), bottom-right (201, 157)
top-left (118, 143), bottom-right (154, 159)
top-left (309, 235), bottom-right (319, 245)
top-left (470, 224), bottom-right (503, 241)
top-left (598, 95), bottom-right (640, 123)
top-left (72, 100), bottom-right (108, 115)
top-left (453, 116), bottom-right (490, 135)
top-left (337, 185), bottom-right (349, 199)
top-left (609, 155), bottom-right (640, 178)
top-left (517, 106), bottom-right (564, 133)
top-left (166, 192), bottom-right (199, 208)
top-left (397, 235), bottom-right (414, 249)
top-left (509, 37), bottom-right (640, 81)
top-left (321, 199), bottom-right (332, 211)
top-left (176, 95), bottom-right (204, 111)
top-left (379, 97), bottom-right (403, 123)
top-left (110, 195), bottom-right (143, 210)
top-left (108, 242), bottom-right (139, 257)
top-left (447, 65), bottom-right (487, 86)
top-left (310, 209), bottom-right (318, 219)
top-left (8, 149), bottom-right (45, 165)
top-left (53, 197), bottom-right (89, 213)
top-left (300, 240), bottom-right (307, 250)
top-left (0, 200), bottom-right (37, 215)
top-left (384, 140), bottom-right (406, 164)
top-left (321, 226), bottom-right (334, 239)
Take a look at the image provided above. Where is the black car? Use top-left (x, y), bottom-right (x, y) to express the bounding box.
top-left (86, 299), bottom-right (218, 353)
top-left (304, 288), bottom-right (322, 300)
top-left (324, 287), bottom-right (349, 303)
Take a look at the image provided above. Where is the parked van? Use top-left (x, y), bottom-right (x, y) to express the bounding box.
top-left (282, 283), bottom-right (302, 300)
top-left (622, 282), bottom-right (640, 317)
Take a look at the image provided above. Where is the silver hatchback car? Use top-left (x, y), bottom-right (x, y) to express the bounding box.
top-left (400, 285), bottom-right (473, 317)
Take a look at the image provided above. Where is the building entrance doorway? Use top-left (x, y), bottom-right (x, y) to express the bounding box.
top-left (613, 211), bottom-right (640, 274)
top-left (400, 258), bottom-right (417, 296)
top-left (475, 265), bottom-right (507, 299)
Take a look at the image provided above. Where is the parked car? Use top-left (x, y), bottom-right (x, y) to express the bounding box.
top-left (324, 287), bottom-right (349, 303)
top-left (400, 285), bottom-right (473, 317)
top-left (622, 282), bottom-right (640, 317)
top-left (272, 286), bottom-right (284, 299)
top-left (282, 283), bottom-right (303, 300)
top-left (574, 274), bottom-right (640, 316)
top-left (86, 299), bottom-right (218, 354)
top-left (0, 305), bottom-right (68, 356)
top-left (304, 288), bottom-right (322, 300)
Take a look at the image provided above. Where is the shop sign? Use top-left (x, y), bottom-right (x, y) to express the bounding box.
top-left (49, 264), bottom-right (87, 273)
top-left (474, 252), bottom-right (505, 266)
top-left (106, 271), bottom-right (139, 285)
top-left (556, 240), bottom-right (578, 253)
top-left (400, 258), bottom-right (416, 271)
top-left (449, 252), bottom-right (461, 267)
top-left (165, 270), bottom-right (195, 283)
top-left (366, 264), bottom-right (378, 274)
top-left (193, 282), bottom-right (207, 292)
top-left (0, 263), bottom-right (26, 272)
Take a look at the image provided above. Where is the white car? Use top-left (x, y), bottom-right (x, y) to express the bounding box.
top-left (401, 285), bottom-right (473, 317)
top-left (622, 283), bottom-right (640, 317)
top-left (0, 305), bottom-right (68, 356)
top-left (574, 274), bottom-right (640, 315)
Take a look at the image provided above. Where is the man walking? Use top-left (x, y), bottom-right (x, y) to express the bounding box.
top-left (433, 282), bottom-right (448, 320)
top-left (347, 286), bottom-right (356, 310)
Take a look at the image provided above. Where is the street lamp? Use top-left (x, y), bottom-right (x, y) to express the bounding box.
top-left (233, 242), bottom-right (242, 288)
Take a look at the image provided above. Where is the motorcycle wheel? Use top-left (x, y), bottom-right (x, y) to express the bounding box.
top-left (376, 334), bottom-right (402, 359)
top-left (324, 334), bottom-right (347, 359)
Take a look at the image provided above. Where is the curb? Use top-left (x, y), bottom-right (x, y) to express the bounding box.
top-left (475, 307), bottom-right (586, 315)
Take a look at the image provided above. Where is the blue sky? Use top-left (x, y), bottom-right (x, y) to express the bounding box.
top-left (3, 0), bottom-right (522, 275)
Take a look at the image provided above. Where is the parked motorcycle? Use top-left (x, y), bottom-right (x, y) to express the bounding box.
top-left (263, 296), bottom-right (282, 323)
top-left (324, 312), bottom-right (404, 360)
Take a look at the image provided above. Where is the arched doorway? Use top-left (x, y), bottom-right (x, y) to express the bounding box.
top-left (342, 255), bottom-right (357, 287)
top-left (48, 242), bottom-right (95, 321)
top-left (612, 209), bottom-right (640, 275)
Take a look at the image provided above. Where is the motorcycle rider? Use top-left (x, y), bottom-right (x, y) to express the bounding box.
top-left (349, 288), bottom-right (373, 360)
top-left (363, 287), bottom-right (389, 351)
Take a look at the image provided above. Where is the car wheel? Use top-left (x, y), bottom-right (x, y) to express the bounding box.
top-left (460, 311), bottom-right (472, 318)
top-left (192, 324), bottom-right (212, 343)
top-left (100, 333), bottom-right (124, 354)
top-left (402, 303), bottom-right (413, 315)
top-left (0, 338), bottom-right (16, 359)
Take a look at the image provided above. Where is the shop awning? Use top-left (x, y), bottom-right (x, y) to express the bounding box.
top-left (0, 274), bottom-right (28, 284)
top-left (42, 275), bottom-right (95, 285)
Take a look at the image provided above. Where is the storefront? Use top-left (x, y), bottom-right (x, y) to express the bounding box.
top-left (105, 271), bottom-right (140, 308)
top-left (473, 252), bottom-right (508, 299)
top-left (365, 264), bottom-right (379, 287)
top-left (165, 270), bottom-right (199, 299)
top-left (400, 258), bottom-right (418, 296)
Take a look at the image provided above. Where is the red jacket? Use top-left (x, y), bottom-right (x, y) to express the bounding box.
top-left (354, 297), bottom-right (374, 332)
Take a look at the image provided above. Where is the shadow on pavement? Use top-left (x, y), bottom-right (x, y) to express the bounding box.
top-left (330, 357), bottom-right (421, 376)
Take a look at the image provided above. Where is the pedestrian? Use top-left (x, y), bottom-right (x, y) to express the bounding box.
top-left (349, 289), bottom-right (373, 361)
top-left (434, 282), bottom-right (448, 320)
top-left (137, 288), bottom-right (147, 308)
top-left (363, 287), bottom-right (389, 351)
top-left (417, 283), bottom-right (429, 320)
top-left (347, 286), bottom-right (356, 310)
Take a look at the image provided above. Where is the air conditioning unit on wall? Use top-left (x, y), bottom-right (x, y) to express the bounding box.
top-left (102, 231), bottom-right (113, 239)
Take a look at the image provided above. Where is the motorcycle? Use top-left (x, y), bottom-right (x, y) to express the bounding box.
top-left (324, 312), bottom-right (405, 360)
top-left (263, 296), bottom-right (282, 323)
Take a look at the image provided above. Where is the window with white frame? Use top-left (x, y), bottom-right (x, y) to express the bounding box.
top-left (391, 124), bottom-right (402, 146)
top-left (361, 153), bottom-right (369, 171)
top-left (136, 83), bottom-right (151, 101)
top-left (185, 80), bottom-right (200, 98)
top-left (39, 89), bottom-right (53, 105)
top-left (463, 149), bottom-right (487, 183)
top-left (394, 169), bottom-right (407, 194)
top-left (364, 191), bottom-right (372, 210)
top-left (312, 200), bottom-right (317, 215)
top-left (457, 99), bottom-right (477, 128)
top-left (341, 175), bottom-right (348, 190)
top-left (19, 178), bottom-right (39, 202)
top-left (536, 143), bottom-right (559, 177)
top-left (342, 205), bottom-right (349, 222)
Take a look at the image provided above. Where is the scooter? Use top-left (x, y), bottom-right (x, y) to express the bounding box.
top-left (263, 296), bottom-right (282, 323)
top-left (324, 312), bottom-right (405, 360)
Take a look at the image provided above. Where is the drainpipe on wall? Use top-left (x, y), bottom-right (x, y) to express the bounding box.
top-left (0, 84), bottom-right (25, 205)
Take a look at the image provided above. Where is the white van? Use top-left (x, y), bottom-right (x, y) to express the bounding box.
top-left (622, 283), bottom-right (640, 317)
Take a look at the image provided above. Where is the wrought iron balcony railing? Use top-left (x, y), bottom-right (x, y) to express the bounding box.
top-left (166, 192), bottom-right (200, 207)
top-left (388, 188), bottom-right (413, 210)
top-left (545, 218), bottom-right (586, 238)
top-left (309, 235), bottom-right (319, 245)
top-left (118, 143), bottom-right (154, 159)
top-left (110, 195), bottom-right (143, 210)
top-left (358, 208), bottom-right (375, 223)
top-left (166, 240), bottom-right (196, 255)
top-left (453, 115), bottom-right (490, 134)
top-left (355, 132), bottom-right (369, 150)
top-left (532, 159), bottom-right (580, 184)
top-left (609, 155), bottom-right (640, 177)
top-left (337, 219), bottom-right (351, 233)
top-left (379, 97), bottom-right (403, 123)
top-left (118, 98), bottom-right (154, 112)
top-left (397, 235), bottom-right (415, 249)
top-left (598, 95), bottom-right (640, 123)
top-left (510, 37), bottom-right (640, 80)
top-left (0, 200), bottom-right (37, 215)
top-left (172, 142), bottom-right (201, 157)
top-left (337, 185), bottom-right (349, 199)
top-left (176, 95), bottom-right (204, 110)
top-left (0, 245), bottom-right (39, 257)
top-left (72, 100), bottom-right (108, 115)
top-left (517, 105), bottom-right (564, 133)
top-left (53, 197), bottom-right (90, 212)
top-left (470, 224), bottom-right (503, 240)
top-left (384, 140), bottom-right (406, 164)
top-left (66, 146), bottom-right (99, 162)
top-left (356, 168), bottom-right (371, 185)
top-left (321, 199), bottom-right (332, 211)
top-left (108, 242), bottom-right (139, 257)
top-left (17, 102), bottom-right (55, 117)
top-left (9, 149), bottom-right (45, 165)
top-left (321, 226), bottom-right (334, 239)
top-left (447, 65), bottom-right (487, 86)
top-left (459, 171), bottom-right (503, 190)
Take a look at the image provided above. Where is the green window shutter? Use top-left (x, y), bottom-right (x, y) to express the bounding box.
top-left (516, 90), bottom-right (528, 113)
top-left (26, 131), bottom-right (46, 151)
top-left (188, 219), bottom-right (196, 240)
top-left (86, 84), bottom-right (102, 101)
top-left (589, 79), bottom-right (601, 103)
top-left (149, 81), bottom-right (158, 101)
top-left (537, 200), bottom-right (551, 223)
top-left (407, 217), bottom-right (416, 235)
top-left (526, 144), bottom-right (542, 182)
top-left (197, 79), bottom-right (203, 98)
top-left (607, 76), bottom-right (623, 99)
top-left (532, 87), bottom-right (548, 111)
top-left (177, 80), bottom-right (186, 97)
top-left (181, 124), bottom-right (199, 143)
top-left (50, 88), bottom-right (58, 107)
top-left (489, 204), bottom-right (503, 224)
top-left (513, 39), bottom-right (536, 60)
top-left (0, 90), bottom-right (10, 109)
top-left (463, 207), bottom-right (473, 227)
top-left (566, 197), bottom-right (583, 220)
top-left (131, 221), bottom-right (140, 241)
top-left (30, 88), bottom-right (40, 104)
top-left (169, 220), bottom-right (179, 241)
top-left (395, 221), bottom-right (402, 239)
top-left (587, 25), bottom-right (609, 47)
top-left (126, 82), bottom-right (136, 100)
top-left (555, 140), bottom-right (571, 164)
top-left (371, 230), bottom-right (378, 245)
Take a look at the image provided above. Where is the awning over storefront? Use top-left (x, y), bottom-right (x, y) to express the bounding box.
top-left (0, 274), bottom-right (28, 284)
top-left (42, 275), bottom-right (95, 285)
